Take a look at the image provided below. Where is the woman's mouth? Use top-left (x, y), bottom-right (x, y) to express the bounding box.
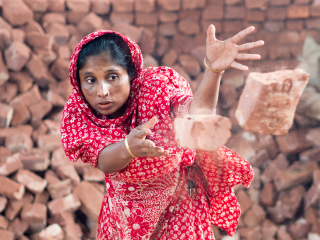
top-left (98, 101), bottom-right (112, 110)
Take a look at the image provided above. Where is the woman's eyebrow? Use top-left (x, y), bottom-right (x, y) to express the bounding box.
top-left (104, 68), bottom-right (120, 73)
top-left (82, 70), bottom-right (93, 76)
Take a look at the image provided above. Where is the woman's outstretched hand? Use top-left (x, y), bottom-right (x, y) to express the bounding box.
top-left (126, 116), bottom-right (169, 158)
top-left (205, 24), bottom-right (264, 72)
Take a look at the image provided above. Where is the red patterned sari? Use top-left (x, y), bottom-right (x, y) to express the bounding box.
top-left (61, 30), bottom-right (254, 240)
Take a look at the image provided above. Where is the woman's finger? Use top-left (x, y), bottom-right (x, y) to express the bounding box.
top-left (238, 40), bottom-right (264, 51)
top-left (231, 61), bottom-right (249, 71)
top-left (206, 24), bottom-right (217, 43)
top-left (230, 26), bottom-right (255, 44)
top-left (236, 53), bottom-right (261, 61)
top-left (136, 116), bottom-right (158, 130)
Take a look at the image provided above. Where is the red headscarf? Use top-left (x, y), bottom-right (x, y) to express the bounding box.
top-left (61, 30), bottom-right (254, 238)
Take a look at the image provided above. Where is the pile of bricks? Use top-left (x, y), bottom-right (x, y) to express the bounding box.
top-left (0, 0), bottom-right (320, 239)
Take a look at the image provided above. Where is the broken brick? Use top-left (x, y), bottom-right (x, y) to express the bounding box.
top-left (4, 41), bottom-right (31, 72)
top-left (13, 169), bottom-right (47, 194)
top-left (47, 194), bottom-right (81, 215)
top-left (2, 0), bottom-right (33, 27)
top-left (21, 203), bottom-right (47, 233)
top-left (0, 176), bottom-right (25, 200)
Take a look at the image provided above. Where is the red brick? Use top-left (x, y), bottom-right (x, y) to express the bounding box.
top-left (235, 189), bottom-right (255, 214)
top-left (24, 0), bottom-right (48, 12)
top-left (135, 13), bottom-right (158, 26)
top-left (30, 223), bottom-right (64, 240)
top-left (0, 229), bottom-right (14, 240)
top-left (274, 161), bottom-right (317, 191)
top-left (56, 164), bottom-right (80, 185)
top-left (300, 148), bottom-right (320, 163)
top-left (245, 0), bottom-right (268, 9)
top-left (7, 218), bottom-right (28, 239)
top-left (178, 54), bottom-right (201, 77)
top-left (0, 17), bottom-right (12, 31)
top-left (47, 0), bottom-right (66, 12)
top-left (0, 153), bottom-right (23, 176)
top-left (109, 12), bottom-right (134, 24)
top-left (0, 28), bottom-right (11, 50)
top-left (4, 41), bottom-right (31, 72)
top-left (73, 181), bottom-right (104, 222)
top-left (203, 5), bottom-right (223, 20)
top-left (0, 215), bottom-right (9, 229)
top-left (158, 11), bottom-right (178, 23)
top-left (83, 166), bottom-right (105, 182)
top-left (37, 134), bottom-right (61, 152)
top-left (48, 179), bottom-right (72, 199)
top-left (178, 19), bottom-right (200, 35)
top-left (41, 13), bottom-right (66, 28)
top-left (45, 23), bottom-right (70, 46)
top-left (158, 23), bottom-right (177, 37)
top-left (311, 1), bottom-right (320, 17)
top-left (269, 45), bottom-right (291, 59)
top-left (267, 7), bottom-right (287, 20)
top-left (112, 22), bottom-right (141, 43)
top-left (243, 203), bottom-right (266, 227)
top-left (48, 211), bottom-right (74, 226)
top-left (0, 125), bottom-right (32, 146)
top-left (264, 21), bottom-right (284, 33)
top-left (50, 58), bottom-right (69, 80)
top-left (0, 103), bottom-right (13, 128)
top-left (223, 20), bottom-right (243, 33)
top-left (0, 176), bottom-right (25, 200)
top-left (261, 153), bottom-right (289, 184)
top-left (181, 0), bottom-right (205, 9)
top-left (34, 48), bottom-right (57, 66)
top-left (5, 133), bottom-right (33, 152)
top-left (172, 34), bottom-right (195, 54)
top-left (45, 170), bottom-right (60, 185)
top-left (111, 0), bottom-right (133, 12)
top-left (11, 29), bottom-right (26, 42)
top-left (66, 11), bottom-right (87, 25)
top-left (8, 103), bottom-right (27, 127)
top-left (261, 219), bottom-right (277, 240)
top-left (26, 54), bottom-right (56, 88)
top-left (260, 183), bottom-right (277, 207)
top-left (77, 12), bottom-right (102, 36)
top-left (0, 51), bottom-right (9, 87)
top-left (29, 99), bottom-right (53, 127)
top-left (289, 219), bottom-right (311, 240)
top-left (0, 196), bottom-right (7, 213)
top-left (14, 169), bottom-right (47, 194)
top-left (225, 6), bottom-right (246, 19)
top-left (34, 190), bottom-right (49, 205)
top-left (306, 18), bottom-right (320, 30)
top-left (66, 0), bottom-right (90, 13)
top-left (22, 20), bottom-right (45, 35)
top-left (270, 0), bottom-right (291, 5)
top-left (157, 0), bottom-right (180, 11)
top-left (135, 0), bottom-right (155, 13)
top-left (91, 0), bottom-right (110, 14)
top-left (27, 32), bottom-right (53, 50)
top-left (286, 20), bottom-right (304, 30)
top-left (276, 130), bottom-right (313, 154)
top-left (2, 0), bottom-right (33, 27)
top-left (279, 30), bottom-right (301, 44)
top-left (288, 5), bottom-right (309, 19)
top-left (246, 10), bottom-right (265, 22)
top-left (154, 36), bottom-right (169, 57)
top-left (278, 226), bottom-right (294, 240)
top-left (63, 223), bottom-right (83, 239)
top-left (139, 28), bottom-right (156, 55)
top-left (225, 0), bottom-right (242, 4)
top-left (48, 194), bottom-right (81, 215)
top-left (9, 71), bottom-right (33, 93)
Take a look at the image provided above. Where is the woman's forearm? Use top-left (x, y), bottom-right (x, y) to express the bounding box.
top-left (188, 68), bottom-right (223, 115)
top-left (96, 140), bottom-right (132, 174)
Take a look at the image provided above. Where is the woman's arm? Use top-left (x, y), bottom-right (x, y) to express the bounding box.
top-left (189, 25), bottom-right (264, 114)
top-left (96, 116), bottom-right (168, 174)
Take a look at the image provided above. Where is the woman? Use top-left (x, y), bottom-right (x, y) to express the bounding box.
top-left (61, 25), bottom-right (264, 239)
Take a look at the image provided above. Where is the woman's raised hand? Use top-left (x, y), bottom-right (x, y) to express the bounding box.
top-left (126, 116), bottom-right (169, 158)
top-left (205, 24), bottom-right (264, 72)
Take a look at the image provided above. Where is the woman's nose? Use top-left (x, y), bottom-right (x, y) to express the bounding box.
top-left (98, 81), bottom-right (109, 97)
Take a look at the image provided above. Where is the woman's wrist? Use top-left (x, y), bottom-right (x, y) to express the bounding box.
top-left (204, 57), bottom-right (225, 75)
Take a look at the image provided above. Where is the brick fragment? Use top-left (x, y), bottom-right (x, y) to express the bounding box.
top-left (26, 54), bottom-right (56, 88)
top-left (158, 11), bottom-right (178, 23)
top-left (245, 0), bottom-right (268, 9)
top-left (24, 0), bottom-right (48, 12)
top-left (157, 0), bottom-right (180, 11)
top-left (8, 218), bottom-right (29, 239)
top-left (178, 54), bottom-right (201, 77)
top-left (267, 185), bottom-right (305, 223)
top-left (0, 125), bottom-right (32, 146)
top-left (136, 13), bottom-right (158, 26)
top-left (178, 19), bottom-right (200, 35)
top-left (135, 0), bottom-right (154, 13)
top-left (109, 12), bottom-right (134, 24)
top-left (10, 29), bottom-right (25, 42)
top-left (5, 133), bottom-right (33, 152)
top-left (33, 48), bottom-right (57, 66)
top-left (0, 28), bottom-right (11, 51)
top-left (83, 166), bottom-right (105, 182)
top-left (261, 219), bottom-right (277, 240)
top-left (276, 129), bottom-right (313, 154)
top-left (0, 52), bottom-right (9, 86)
top-left (47, 0), bottom-right (65, 12)
top-left (37, 134), bottom-right (62, 152)
top-left (225, 6), bottom-right (246, 19)
top-left (45, 170), bottom-right (60, 185)
top-left (0, 153), bottom-right (23, 176)
top-left (203, 5), bottom-right (223, 20)
top-left (41, 13), bottom-right (66, 28)
top-left (139, 28), bottom-right (156, 55)
top-left (267, 7), bottom-right (287, 20)
top-left (14, 169), bottom-right (47, 194)
top-left (66, 0), bottom-right (90, 13)
top-left (236, 69), bottom-right (309, 135)
top-left (2, 0), bottom-right (33, 27)
top-left (9, 71), bottom-right (33, 93)
top-left (5, 193), bottom-right (33, 221)
top-left (0, 229), bottom-right (14, 240)
top-left (4, 41), bottom-right (31, 72)
top-left (0, 215), bottom-right (9, 229)
top-left (20, 203), bottom-right (47, 233)
top-left (50, 58), bottom-right (69, 80)
top-left (158, 23), bottom-right (177, 37)
top-left (243, 203), bottom-right (266, 227)
top-left (182, 0), bottom-right (205, 9)
top-left (48, 179), bottom-right (72, 199)
top-left (238, 226), bottom-right (261, 240)
top-left (0, 176), bottom-right (25, 200)
top-left (73, 181), bottom-right (104, 222)
top-left (0, 103), bottom-right (13, 128)
top-left (56, 164), bottom-right (80, 185)
top-left (289, 218), bottom-right (311, 240)
top-left (48, 211), bottom-right (74, 226)
top-left (0, 17), bottom-right (12, 31)
top-left (260, 183), bottom-right (277, 207)
top-left (45, 23), bottom-right (70, 46)
top-left (144, 55), bottom-right (158, 69)
top-left (34, 190), bottom-right (49, 205)
top-left (0, 196), bottom-right (7, 213)
top-left (63, 223), bottom-right (83, 239)
top-left (51, 148), bottom-right (71, 171)
top-left (27, 32), bottom-right (52, 50)
top-left (30, 223), bottom-right (64, 240)
top-left (48, 194), bottom-right (81, 215)
top-left (161, 49), bottom-right (178, 66)
top-left (235, 189), bottom-right (255, 214)
top-left (112, 22), bottom-right (141, 43)
top-left (77, 12), bottom-right (102, 36)
top-left (225, 0), bottom-right (242, 4)
top-left (91, 0), bottom-right (110, 14)
top-left (300, 148), bottom-right (320, 163)
top-left (287, 5), bottom-right (309, 19)
top-left (175, 115), bottom-right (231, 151)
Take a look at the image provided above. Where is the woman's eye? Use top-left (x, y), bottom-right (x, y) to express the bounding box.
top-left (108, 74), bottom-right (118, 81)
top-left (86, 78), bottom-right (95, 83)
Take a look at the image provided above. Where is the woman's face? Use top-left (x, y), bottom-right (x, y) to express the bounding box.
top-left (78, 54), bottom-right (131, 119)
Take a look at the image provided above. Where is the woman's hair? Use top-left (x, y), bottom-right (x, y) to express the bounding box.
top-left (76, 33), bottom-right (136, 81)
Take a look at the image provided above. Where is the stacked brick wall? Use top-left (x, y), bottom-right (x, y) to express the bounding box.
top-left (0, 0), bottom-right (320, 239)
